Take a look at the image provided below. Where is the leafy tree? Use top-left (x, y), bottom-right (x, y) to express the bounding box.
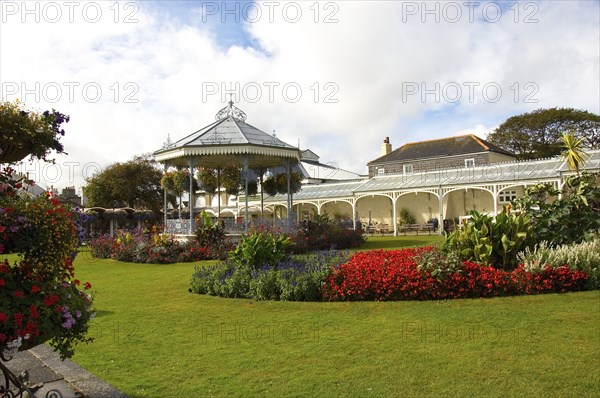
top-left (487, 108), bottom-right (600, 160)
top-left (561, 132), bottom-right (590, 175)
top-left (83, 154), bottom-right (164, 212)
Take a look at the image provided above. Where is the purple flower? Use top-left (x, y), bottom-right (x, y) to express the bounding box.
top-left (62, 307), bottom-right (76, 329)
top-left (62, 319), bottom-right (74, 329)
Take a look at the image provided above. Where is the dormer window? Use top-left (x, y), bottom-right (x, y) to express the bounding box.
top-left (403, 164), bottom-right (413, 174)
top-left (465, 158), bottom-right (475, 168)
top-left (378, 168), bottom-right (385, 175)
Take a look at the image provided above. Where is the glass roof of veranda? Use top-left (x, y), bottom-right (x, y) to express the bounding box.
top-left (261, 150), bottom-right (600, 202)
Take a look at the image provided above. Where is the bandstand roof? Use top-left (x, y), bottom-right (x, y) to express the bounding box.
top-left (153, 101), bottom-right (300, 169)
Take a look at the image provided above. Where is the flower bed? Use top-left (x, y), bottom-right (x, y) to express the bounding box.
top-left (324, 248), bottom-right (588, 301)
top-left (88, 230), bottom-right (232, 263)
top-left (190, 251), bottom-right (350, 301)
top-left (247, 215), bottom-right (364, 254)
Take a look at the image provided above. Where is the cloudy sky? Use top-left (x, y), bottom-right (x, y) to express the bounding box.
top-left (1, 0), bottom-right (598, 192)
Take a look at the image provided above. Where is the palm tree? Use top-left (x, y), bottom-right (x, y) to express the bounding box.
top-left (561, 132), bottom-right (590, 175)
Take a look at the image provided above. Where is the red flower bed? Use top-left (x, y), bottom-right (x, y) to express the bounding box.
top-left (324, 248), bottom-right (588, 301)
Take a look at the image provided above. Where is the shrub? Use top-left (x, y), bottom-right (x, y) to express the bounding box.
top-left (517, 236), bottom-right (600, 290)
top-left (189, 251), bottom-right (349, 301)
top-left (513, 173), bottom-right (600, 245)
top-left (415, 247), bottom-right (462, 281)
top-left (229, 230), bottom-right (293, 270)
top-left (398, 207), bottom-right (416, 225)
top-left (195, 211), bottom-right (226, 246)
top-left (289, 213), bottom-right (365, 253)
top-left (443, 207), bottom-right (535, 270)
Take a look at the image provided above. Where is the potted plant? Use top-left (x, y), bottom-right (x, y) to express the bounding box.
top-left (262, 176), bottom-right (278, 196)
top-left (0, 100), bottom-right (69, 164)
top-left (221, 167), bottom-right (241, 196)
top-left (276, 172), bottom-right (302, 194)
top-left (197, 168), bottom-right (218, 194)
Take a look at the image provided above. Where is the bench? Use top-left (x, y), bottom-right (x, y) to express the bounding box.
top-left (367, 224), bottom-right (391, 235)
top-left (399, 223), bottom-right (435, 235)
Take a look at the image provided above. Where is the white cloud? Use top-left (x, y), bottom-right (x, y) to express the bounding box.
top-left (1, 0), bottom-right (598, 191)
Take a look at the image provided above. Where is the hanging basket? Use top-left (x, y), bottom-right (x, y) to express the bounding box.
top-left (104, 209), bottom-right (128, 221)
top-left (0, 142), bottom-right (33, 164)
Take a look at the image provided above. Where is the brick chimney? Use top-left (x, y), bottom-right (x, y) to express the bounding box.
top-left (381, 137), bottom-right (392, 156)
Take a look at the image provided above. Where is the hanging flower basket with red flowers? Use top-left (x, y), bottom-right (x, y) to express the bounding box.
top-left (1, 164), bottom-right (93, 362)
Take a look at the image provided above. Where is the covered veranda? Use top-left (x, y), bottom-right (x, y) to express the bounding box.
top-left (251, 151), bottom-right (600, 235)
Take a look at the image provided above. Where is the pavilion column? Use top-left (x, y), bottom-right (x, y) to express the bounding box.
top-left (438, 185), bottom-right (444, 236)
top-left (259, 172), bottom-right (264, 219)
top-left (243, 157), bottom-right (249, 231)
top-left (392, 195), bottom-right (397, 237)
top-left (352, 200), bottom-right (357, 231)
top-left (217, 167), bottom-right (221, 219)
top-left (287, 159), bottom-right (293, 222)
top-left (492, 185), bottom-right (498, 216)
top-left (189, 157), bottom-right (194, 235)
top-left (163, 162), bottom-right (168, 232)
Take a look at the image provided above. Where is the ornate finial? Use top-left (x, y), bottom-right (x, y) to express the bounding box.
top-left (162, 133), bottom-right (173, 149)
top-left (263, 131), bottom-right (284, 147)
top-left (215, 98), bottom-right (247, 122)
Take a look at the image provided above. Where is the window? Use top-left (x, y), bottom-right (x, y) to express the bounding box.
top-left (377, 168), bottom-right (385, 175)
top-left (499, 190), bottom-right (517, 203)
top-left (465, 158), bottom-right (475, 168)
top-left (403, 164), bottom-right (413, 174)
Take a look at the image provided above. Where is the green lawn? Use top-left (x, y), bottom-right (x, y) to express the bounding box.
top-left (68, 238), bottom-right (600, 398)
